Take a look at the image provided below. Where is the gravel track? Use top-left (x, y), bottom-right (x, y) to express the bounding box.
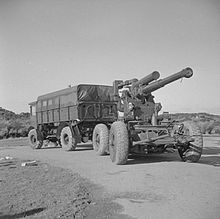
top-left (0, 137), bottom-right (220, 218)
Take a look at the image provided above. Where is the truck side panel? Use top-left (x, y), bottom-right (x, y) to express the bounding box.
top-left (43, 111), bottom-right (48, 123)
top-left (69, 106), bottom-right (78, 120)
top-left (54, 109), bottom-right (60, 122)
top-left (60, 106), bottom-right (78, 121)
top-left (48, 110), bottom-right (53, 123)
top-left (60, 107), bottom-right (68, 121)
top-left (37, 112), bottom-right (42, 124)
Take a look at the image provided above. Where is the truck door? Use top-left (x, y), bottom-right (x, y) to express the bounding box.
top-left (29, 102), bottom-right (37, 128)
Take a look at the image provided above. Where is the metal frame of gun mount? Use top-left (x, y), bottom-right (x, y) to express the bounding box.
top-left (107, 67), bottom-right (203, 165)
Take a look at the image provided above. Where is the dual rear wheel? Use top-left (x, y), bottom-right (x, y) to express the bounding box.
top-left (92, 124), bottom-right (109, 155)
top-left (109, 121), bottom-right (129, 165)
top-left (28, 126), bottom-right (76, 151)
top-left (92, 122), bottom-right (129, 165)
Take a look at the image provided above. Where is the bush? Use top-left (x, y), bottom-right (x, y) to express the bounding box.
top-left (206, 121), bottom-right (215, 134)
top-left (0, 118), bottom-right (30, 139)
top-left (0, 128), bottom-right (8, 139)
top-left (213, 126), bottom-right (220, 134)
top-left (197, 122), bottom-right (208, 134)
top-left (197, 121), bottom-right (215, 134)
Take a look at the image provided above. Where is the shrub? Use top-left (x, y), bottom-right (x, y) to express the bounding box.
top-left (0, 117), bottom-right (30, 139)
top-left (213, 126), bottom-right (220, 134)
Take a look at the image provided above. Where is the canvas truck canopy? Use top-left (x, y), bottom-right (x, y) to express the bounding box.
top-left (77, 84), bottom-right (114, 102)
top-left (37, 84), bottom-right (114, 104)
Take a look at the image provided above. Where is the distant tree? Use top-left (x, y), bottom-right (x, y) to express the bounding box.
top-left (214, 126), bottom-right (220, 134)
top-left (206, 121), bottom-right (215, 134)
top-left (197, 121), bottom-right (209, 134)
top-left (0, 120), bottom-right (9, 129)
top-left (9, 119), bottom-right (24, 137)
top-left (0, 128), bottom-right (8, 139)
top-left (19, 112), bottom-right (30, 119)
top-left (0, 120), bottom-right (9, 138)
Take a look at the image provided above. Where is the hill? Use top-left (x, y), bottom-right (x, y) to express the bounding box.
top-left (0, 107), bottom-right (30, 139)
top-left (0, 107), bottom-right (30, 120)
top-left (170, 112), bottom-right (220, 122)
top-left (168, 112), bottom-right (220, 134)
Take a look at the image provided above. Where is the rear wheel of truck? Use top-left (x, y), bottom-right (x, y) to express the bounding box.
top-left (178, 121), bottom-right (203, 162)
top-left (60, 126), bottom-right (76, 151)
top-left (92, 124), bottom-right (109, 155)
top-left (109, 121), bottom-right (129, 165)
top-left (28, 129), bottom-right (43, 149)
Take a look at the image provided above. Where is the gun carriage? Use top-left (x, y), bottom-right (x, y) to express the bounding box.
top-left (94, 67), bottom-right (203, 164)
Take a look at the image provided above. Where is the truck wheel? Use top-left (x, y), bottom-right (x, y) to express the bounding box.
top-left (28, 129), bottom-right (43, 149)
top-left (178, 121), bottom-right (203, 162)
top-left (92, 124), bottom-right (109, 155)
top-left (109, 121), bottom-right (129, 165)
top-left (60, 126), bottom-right (76, 151)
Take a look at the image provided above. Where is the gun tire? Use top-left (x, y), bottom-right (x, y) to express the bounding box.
top-left (28, 129), bottom-right (43, 149)
top-left (109, 121), bottom-right (129, 165)
top-left (178, 121), bottom-right (203, 163)
top-left (60, 126), bottom-right (76, 151)
top-left (92, 124), bottom-right (109, 155)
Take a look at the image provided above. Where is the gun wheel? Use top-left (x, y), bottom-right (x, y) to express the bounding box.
top-left (60, 126), bottom-right (76, 151)
top-left (178, 121), bottom-right (203, 162)
top-left (92, 124), bottom-right (109, 155)
top-left (109, 121), bottom-right (129, 165)
top-left (28, 129), bottom-right (43, 149)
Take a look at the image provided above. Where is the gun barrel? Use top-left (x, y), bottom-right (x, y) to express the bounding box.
top-left (118, 78), bottom-right (138, 89)
top-left (142, 67), bottom-right (193, 94)
top-left (132, 71), bottom-right (160, 88)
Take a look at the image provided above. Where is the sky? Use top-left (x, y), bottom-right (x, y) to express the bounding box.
top-left (0, 0), bottom-right (220, 114)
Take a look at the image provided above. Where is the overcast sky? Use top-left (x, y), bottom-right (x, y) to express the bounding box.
top-left (0, 0), bottom-right (220, 114)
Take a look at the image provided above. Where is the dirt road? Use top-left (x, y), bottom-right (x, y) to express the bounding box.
top-left (1, 137), bottom-right (220, 219)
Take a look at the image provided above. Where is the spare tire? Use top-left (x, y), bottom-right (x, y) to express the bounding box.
top-left (28, 129), bottom-right (43, 149)
top-left (60, 126), bottom-right (76, 151)
top-left (109, 121), bottom-right (129, 165)
top-left (178, 121), bottom-right (203, 162)
top-left (92, 124), bottom-right (109, 155)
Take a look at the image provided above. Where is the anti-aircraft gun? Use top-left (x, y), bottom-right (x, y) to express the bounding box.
top-left (113, 68), bottom-right (193, 124)
top-left (93, 68), bottom-right (203, 165)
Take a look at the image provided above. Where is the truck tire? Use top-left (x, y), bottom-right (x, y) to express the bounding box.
top-left (109, 121), bottom-right (129, 165)
top-left (60, 126), bottom-right (76, 151)
top-left (92, 124), bottom-right (109, 155)
top-left (178, 121), bottom-right (203, 162)
top-left (28, 129), bottom-right (43, 149)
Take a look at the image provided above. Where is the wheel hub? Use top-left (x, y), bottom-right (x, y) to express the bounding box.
top-left (64, 134), bottom-right (69, 144)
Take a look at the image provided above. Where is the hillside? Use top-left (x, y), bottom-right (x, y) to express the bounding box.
top-left (167, 112), bottom-right (220, 134)
top-left (170, 112), bottom-right (220, 122)
top-left (0, 107), bottom-right (30, 139)
top-left (0, 107), bottom-right (30, 120)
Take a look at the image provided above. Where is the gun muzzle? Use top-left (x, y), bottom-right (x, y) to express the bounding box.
top-left (132, 71), bottom-right (160, 88)
top-left (141, 67), bottom-right (193, 94)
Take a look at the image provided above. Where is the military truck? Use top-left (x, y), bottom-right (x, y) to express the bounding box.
top-left (28, 85), bottom-right (117, 151)
top-left (28, 68), bottom-right (203, 164)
